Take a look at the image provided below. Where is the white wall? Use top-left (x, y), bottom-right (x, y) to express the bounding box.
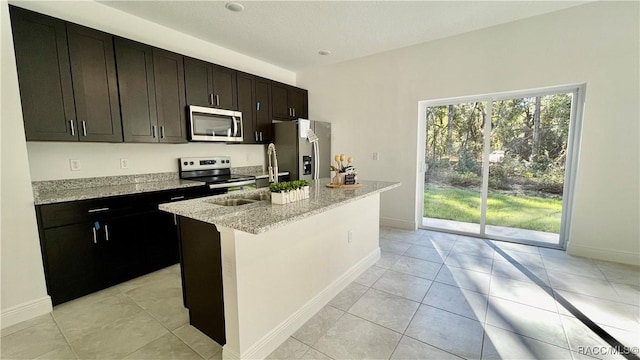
top-left (298, 2), bottom-right (640, 265)
top-left (1, 0), bottom-right (296, 327)
top-left (27, 142), bottom-right (266, 181)
top-left (1, 1), bottom-right (51, 327)
top-left (13, 0), bottom-right (297, 181)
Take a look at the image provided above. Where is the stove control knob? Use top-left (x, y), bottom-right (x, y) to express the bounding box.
top-left (183, 161), bottom-right (188, 165)
top-left (225, 160), bottom-right (230, 163)
top-left (212, 160), bottom-right (216, 164)
top-left (189, 161), bottom-right (194, 165)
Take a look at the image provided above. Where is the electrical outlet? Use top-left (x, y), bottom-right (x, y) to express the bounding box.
top-left (348, 230), bottom-right (353, 243)
top-left (69, 159), bottom-right (81, 171)
top-left (373, 152), bottom-right (379, 161)
top-left (120, 158), bottom-right (129, 169)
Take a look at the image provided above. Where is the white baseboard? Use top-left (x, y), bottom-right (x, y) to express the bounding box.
top-left (240, 248), bottom-right (381, 359)
top-left (1, 296), bottom-right (52, 329)
top-left (380, 217), bottom-right (416, 230)
top-left (568, 244), bottom-right (640, 266)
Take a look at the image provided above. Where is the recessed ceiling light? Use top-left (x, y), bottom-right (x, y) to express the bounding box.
top-left (318, 50), bottom-right (332, 56)
top-left (225, 2), bottom-right (244, 12)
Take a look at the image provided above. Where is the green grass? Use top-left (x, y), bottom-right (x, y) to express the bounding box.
top-left (424, 185), bottom-right (562, 233)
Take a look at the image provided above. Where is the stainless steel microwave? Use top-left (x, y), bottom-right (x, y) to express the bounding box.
top-left (188, 105), bottom-right (243, 142)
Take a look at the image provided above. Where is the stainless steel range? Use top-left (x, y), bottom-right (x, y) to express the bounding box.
top-left (179, 156), bottom-right (255, 193)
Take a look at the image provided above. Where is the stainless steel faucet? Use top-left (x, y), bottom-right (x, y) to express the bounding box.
top-left (267, 143), bottom-right (279, 183)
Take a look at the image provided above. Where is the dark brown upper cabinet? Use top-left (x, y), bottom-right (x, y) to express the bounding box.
top-left (271, 82), bottom-right (308, 121)
top-left (67, 24), bottom-right (122, 142)
top-left (237, 73), bottom-right (272, 144)
top-left (115, 38), bottom-right (187, 143)
top-left (153, 48), bottom-right (187, 143)
top-left (184, 57), bottom-right (237, 110)
top-left (10, 6), bottom-right (77, 141)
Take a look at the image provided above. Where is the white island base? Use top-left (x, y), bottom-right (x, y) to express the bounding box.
top-left (218, 194), bottom-right (380, 359)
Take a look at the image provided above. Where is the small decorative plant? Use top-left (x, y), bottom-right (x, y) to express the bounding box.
top-left (330, 154), bottom-right (357, 185)
top-left (269, 180), bottom-right (310, 193)
top-left (270, 180), bottom-right (310, 205)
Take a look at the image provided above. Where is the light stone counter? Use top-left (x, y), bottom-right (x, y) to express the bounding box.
top-left (159, 179), bottom-right (400, 234)
top-left (32, 172), bottom-right (205, 205)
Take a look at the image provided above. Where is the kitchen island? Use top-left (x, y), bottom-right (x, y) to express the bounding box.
top-left (160, 179), bottom-right (400, 359)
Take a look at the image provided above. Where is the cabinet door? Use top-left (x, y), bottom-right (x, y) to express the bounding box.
top-left (271, 82), bottom-right (290, 119)
top-left (43, 223), bottom-right (102, 305)
top-left (154, 49), bottom-right (187, 143)
top-left (211, 65), bottom-right (237, 110)
top-left (145, 211), bottom-right (180, 270)
top-left (9, 6), bottom-right (77, 141)
top-left (184, 57), bottom-right (213, 107)
top-left (67, 24), bottom-right (123, 142)
top-left (255, 78), bottom-right (272, 143)
top-left (289, 87), bottom-right (308, 119)
top-left (237, 73), bottom-right (256, 143)
top-left (115, 38), bottom-right (158, 143)
top-left (100, 213), bottom-right (149, 286)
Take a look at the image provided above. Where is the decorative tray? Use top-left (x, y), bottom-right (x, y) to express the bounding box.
top-left (325, 183), bottom-right (362, 189)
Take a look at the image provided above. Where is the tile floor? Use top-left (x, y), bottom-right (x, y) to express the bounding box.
top-left (2, 227), bottom-right (639, 360)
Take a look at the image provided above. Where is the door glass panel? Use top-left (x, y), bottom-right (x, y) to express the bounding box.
top-left (486, 93), bottom-right (572, 245)
top-left (423, 102), bottom-right (487, 234)
top-left (192, 113), bottom-right (232, 137)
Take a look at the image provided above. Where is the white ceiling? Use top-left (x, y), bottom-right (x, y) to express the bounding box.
top-left (99, 1), bottom-right (588, 72)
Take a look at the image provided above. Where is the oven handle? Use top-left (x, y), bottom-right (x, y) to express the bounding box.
top-left (208, 179), bottom-right (255, 190)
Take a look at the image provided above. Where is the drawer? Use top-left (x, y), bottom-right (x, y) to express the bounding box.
top-left (39, 197), bottom-right (135, 228)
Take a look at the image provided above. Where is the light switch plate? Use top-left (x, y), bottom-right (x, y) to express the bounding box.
top-left (120, 158), bottom-right (129, 169)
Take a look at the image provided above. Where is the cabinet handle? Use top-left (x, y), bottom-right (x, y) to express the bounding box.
top-left (259, 132), bottom-right (263, 141)
top-left (173, 214), bottom-right (177, 225)
top-left (257, 102), bottom-right (261, 111)
top-left (82, 121), bottom-right (87, 136)
top-left (215, 94), bottom-right (220, 106)
top-left (209, 94), bottom-right (214, 105)
top-left (152, 125), bottom-right (156, 138)
top-left (160, 126), bottom-right (165, 139)
top-left (104, 224), bottom-right (109, 241)
top-left (170, 196), bottom-right (185, 200)
top-left (288, 108), bottom-right (292, 117)
top-left (88, 207), bottom-right (109, 213)
top-left (254, 131), bottom-right (258, 142)
top-left (69, 120), bottom-right (75, 136)
top-left (293, 108), bottom-right (296, 117)
top-left (92, 227), bottom-right (97, 244)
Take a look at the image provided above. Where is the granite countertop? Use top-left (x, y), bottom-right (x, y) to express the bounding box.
top-left (32, 173), bottom-right (205, 205)
top-left (159, 179), bottom-right (401, 234)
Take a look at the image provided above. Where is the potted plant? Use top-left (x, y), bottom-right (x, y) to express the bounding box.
top-left (269, 180), bottom-right (311, 205)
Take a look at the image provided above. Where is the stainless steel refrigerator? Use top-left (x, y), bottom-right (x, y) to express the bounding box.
top-left (273, 119), bottom-right (331, 181)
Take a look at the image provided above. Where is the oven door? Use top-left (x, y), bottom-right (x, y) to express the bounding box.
top-left (188, 106), bottom-right (243, 142)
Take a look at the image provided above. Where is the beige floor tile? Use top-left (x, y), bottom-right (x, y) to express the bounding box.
top-left (173, 324), bottom-right (222, 360)
top-left (390, 336), bottom-right (462, 360)
top-left (328, 282), bottom-right (368, 311)
top-left (293, 306), bottom-right (344, 346)
top-left (482, 325), bottom-right (573, 360)
top-left (1, 313), bottom-right (54, 337)
top-left (313, 313), bottom-right (401, 360)
top-left (34, 346), bottom-right (77, 360)
top-left (0, 317), bottom-right (68, 359)
top-left (53, 293), bottom-right (143, 343)
top-left (266, 337), bottom-right (309, 360)
top-left (301, 348), bottom-right (334, 360)
top-left (348, 289), bottom-right (419, 333)
top-left (123, 333), bottom-right (203, 360)
top-left (70, 311), bottom-right (168, 360)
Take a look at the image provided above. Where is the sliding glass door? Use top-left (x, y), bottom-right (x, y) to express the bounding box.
top-left (422, 85), bottom-right (583, 248)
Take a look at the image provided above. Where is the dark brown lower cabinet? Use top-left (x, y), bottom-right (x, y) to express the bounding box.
top-left (37, 186), bottom-right (209, 305)
top-left (178, 217), bottom-right (226, 346)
